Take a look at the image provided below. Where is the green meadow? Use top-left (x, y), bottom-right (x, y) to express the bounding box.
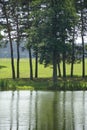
top-left (0, 58), bottom-right (53, 78)
top-left (0, 58), bottom-right (87, 78)
top-left (0, 58), bottom-right (87, 90)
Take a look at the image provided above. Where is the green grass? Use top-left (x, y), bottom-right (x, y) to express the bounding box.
top-left (0, 78), bottom-right (87, 91)
top-left (0, 58), bottom-right (53, 78)
top-left (0, 58), bottom-right (87, 91)
top-left (0, 58), bottom-right (87, 78)
top-left (0, 78), bottom-right (49, 91)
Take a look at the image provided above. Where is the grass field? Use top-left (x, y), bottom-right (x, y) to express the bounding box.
top-left (0, 58), bottom-right (87, 91)
top-left (0, 58), bottom-right (53, 78)
top-left (0, 58), bottom-right (87, 79)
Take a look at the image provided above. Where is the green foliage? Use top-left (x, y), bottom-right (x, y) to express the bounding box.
top-left (0, 78), bottom-right (87, 91)
top-left (0, 79), bottom-right (8, 90)
top-left (0, 34), bottom-right (3, 41)
top-left (29, 0), bottom-right (78, 67)
top-left (0, 79), bottom-right (16, 91)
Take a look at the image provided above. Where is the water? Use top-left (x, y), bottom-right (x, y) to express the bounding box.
top-left (0, 91), bottom-right (87, 130)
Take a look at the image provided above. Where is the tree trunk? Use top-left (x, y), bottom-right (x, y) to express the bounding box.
top-left (53, 50), bottom-right (57, 86)
top-left (35, 49), bottom-right (38, 78)
top-left (71, 28), bottom-right (75, 77)
top-left (62, 43), bottom-right (66, 78)
top-left (29, 47), bottom-right (33, 80)
top-left (82, 35), bottom-right (85, 77)
top-left (3, 3), bottom-right (15, 79)
top-left (81, 0), bottom-right (85, 77)
top-left (10, 37), bottom-right (15, 79)
top-left (17, 43), bottom-right (20, 78)
top-left (63, 54), bottom-right (66, 78)
top-left (57, 54), bottom-right (61, 77)
top-left (57, 62), bottom-right (61, 77)
top-left (16, 13), bottom-right (20, 78)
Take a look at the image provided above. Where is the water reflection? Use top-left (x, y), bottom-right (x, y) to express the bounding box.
top-left (10, 91), bottom-right (14, 130)
top-left (0, 91), bottom-right (87, 130)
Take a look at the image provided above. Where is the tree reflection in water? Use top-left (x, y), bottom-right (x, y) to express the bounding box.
top-left (0, 91), bottom-right (87, 130)
top-left (10, 91), bottom-right (14, 130)
top-left (16, 91), bottom-right (19, 130)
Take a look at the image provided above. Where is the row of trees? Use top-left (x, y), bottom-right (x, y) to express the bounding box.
top-left (0, 0), bottom-right (87, 85)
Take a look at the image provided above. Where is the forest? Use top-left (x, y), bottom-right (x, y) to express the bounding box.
top-left (0, 0), bottom-right (87, 87)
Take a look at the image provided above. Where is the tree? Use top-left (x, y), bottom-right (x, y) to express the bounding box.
top-left (71, 27), bottom-right (76, 77)
top-left (31, 0), bottom-right (78, 85)
top-left (10, 0), bottom-right (26, 78)
top-left (75, 0), bottom-right (87, 77)
top-left (80, 0), bottom-right (85, 77)
top-left (57, 53), bottom-right (61, 77)
top-left (0, 0), bottom-right (15, 79)
top-left (26, 6), bottom-right (43, 78)
top-left (28, 27), bottom-right (40, 78)
top-left (24, 0), bottom-right (34, 80)
top-left (26, 42), bottom-right (33, 80)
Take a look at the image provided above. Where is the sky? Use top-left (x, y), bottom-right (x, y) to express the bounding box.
top-left (76, 36), bottom-right (87, 44)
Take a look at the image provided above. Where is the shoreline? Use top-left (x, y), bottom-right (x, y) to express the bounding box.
top-left (0, 77), bottom-right (87, 91)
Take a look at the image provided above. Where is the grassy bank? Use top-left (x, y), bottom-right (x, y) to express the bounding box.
top-left (0, 58), bottom-right (87, 91)
top-left (0, 78), bottom-right (87, 91)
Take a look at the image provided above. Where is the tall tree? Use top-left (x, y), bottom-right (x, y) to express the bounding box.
top-left (10, 0), bottom-right (21, 78)
top-left (11, 0), bottom-right (26, 78)
top-left (0, 0), bottom-right (15, 79)
top-left (71, 27), bottom-right (75, 77)
top-left (33, 0), bottom-right (78, 85)
top-left (75, 0), bottom-right (87, 77)
top-left (25, 0), bottom-right (33, 80)
top-left (80, 0), bottom-right (86, 77)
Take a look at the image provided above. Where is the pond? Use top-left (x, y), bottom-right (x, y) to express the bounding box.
top-left (0, 91), bottom-right (87, 130)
